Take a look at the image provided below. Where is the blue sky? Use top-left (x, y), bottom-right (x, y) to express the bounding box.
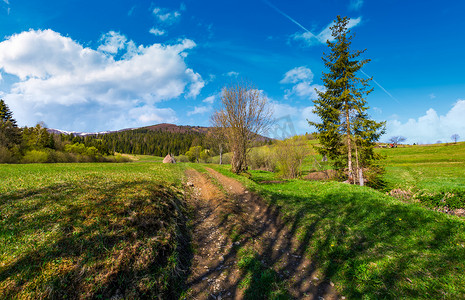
top-left (0, 0), bottom-right (464, 143)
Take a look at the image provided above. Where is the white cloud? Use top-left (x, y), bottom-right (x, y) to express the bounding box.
top-left (349, 0), bottom-right (364, 11)
top-left (149, 28), bottom-right (166, 36)
top-left (266, 102), bottom-right (319, 138)
top-left (153, 7), bottom-right (181, 24)
top-left (202, 95), bottom-right (216, 104)
top-left (280, 66), bottom-right (325, 100)
top-left (280, 66), bottom-right (313, 84)
top-left (131, 106), bottom-right (177, 124)
top-left (386, 100), bottom-right (465, 144)
top-left (3, 0), bottom-right (9, 4)
top-left (98, 31), bottom-right (127, 54)
top-left (225, 71), bottom-right (239, 77)
top-left (372, 107), bottom-right (383, 114)
top-left (187, 105), bottom-right (212, 116)
top-left (0, 29), bottom-right (204, 131)
top-left (292, 17), bottom-right (362, 47)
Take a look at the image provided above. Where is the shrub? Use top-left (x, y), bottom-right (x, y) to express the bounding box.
top-left (0, 146), bottom-right (15, 163)
top-left (112, 154), bottom-right (131, 163)
top-left (212, 152), bottom-right (232, 164)
top-left (175, 154), bottom-right (190, 163)
top-left (22, 150), bottom-right (49, 163)
top-left (248, 146), bottom-right (276, 171)
top-left (199, 149), bottom-right (211, 163)
top-left (274, 137), bottom-right (309, 179)
top-left (414, 190), bottom-right (465, 210)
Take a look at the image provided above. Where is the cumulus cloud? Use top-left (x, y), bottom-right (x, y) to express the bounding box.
top-left (131, 106), bottom-right (177, 124)
top-left (202, 95), bottom-right (216, 104)
top-left (98, 31), bottom-right (127, 54)
top-left (149, 28), bottom-right (166, 36)
top-left (266, 102), bottom-right (319, 139)
top-left (386, 100), bottom-right (465, 144)
top-left (280, 66), bottom-right (325, 100)
top-left (280, 66), bottom-right (313, 84)
top-left (225, 71), bottom-right (239, 77)
top-left (187, 105), bottom-right (212, 116)
top-left (0, 29), bottom-right (204, 131)
top-left (153, 7), bottom-right (181, 24)
top-left (292, 17), bottom-right (362, 47)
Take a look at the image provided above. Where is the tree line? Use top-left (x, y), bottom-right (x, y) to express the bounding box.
top-left (0, 98), bottom-right (272, 164)
top-left (0, 100), bottom-right (213, 163)
top-left (67, 129), bottom-right (208, 157)
top-left (0, 102), bottom-right (112, 163)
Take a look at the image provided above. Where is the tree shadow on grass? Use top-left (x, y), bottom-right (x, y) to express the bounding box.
top-left (260, 184), bottom-right (465, 299)
top-left (0, 180), bottom-right (191, 299)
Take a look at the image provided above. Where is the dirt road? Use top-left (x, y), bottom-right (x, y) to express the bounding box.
top-left (185, 167), bottom-right (339, 299)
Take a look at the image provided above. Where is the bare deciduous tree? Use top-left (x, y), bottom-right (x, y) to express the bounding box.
top-left (389, 136), bottom-right (406, 146)
top-left (212, 81), bottom-right (273, 174)
top-left (451, 134), bottom-right (460, 144)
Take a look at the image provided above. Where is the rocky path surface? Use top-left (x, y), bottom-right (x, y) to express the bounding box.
top-left (185, 167), bottom-right (339, 299)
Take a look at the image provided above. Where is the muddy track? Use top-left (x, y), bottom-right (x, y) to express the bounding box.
top-left (185, 167), bottom-right (339, 299)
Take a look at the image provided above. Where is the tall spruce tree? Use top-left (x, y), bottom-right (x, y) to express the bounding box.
top-left (0, 99), bottom-right (22, 149)
top-left (310, 16), bottom-right (385, 184)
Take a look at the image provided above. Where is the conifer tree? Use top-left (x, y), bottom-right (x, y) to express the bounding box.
top-left (0, 99), bottom-right (21, 149)
top-left (310, 16), bottom-right (385, 184)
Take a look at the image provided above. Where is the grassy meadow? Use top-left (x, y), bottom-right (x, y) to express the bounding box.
top-left (208, 164), bottom-right (465, 299)
top-left (376, 142), bottom-right (465, 210)
top-left (378, 142), bottom-right (465, 192)
top-left (1, 140), bottom-right (464, 299)
top-left (0, 161), bottom-right (188, 299)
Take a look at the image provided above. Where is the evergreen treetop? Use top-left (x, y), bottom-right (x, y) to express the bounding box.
top-left (310, 16), bottom-right (385, 184)
top-left (0, 99), bottom-right (17, 127)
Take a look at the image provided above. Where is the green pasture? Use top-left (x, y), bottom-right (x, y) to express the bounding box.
top-left (0, 162), bottom-right (187, 299)
top-left (378, 142), bottom-right (465, 193)
top-left (208, 164), bottom-right (465, 299)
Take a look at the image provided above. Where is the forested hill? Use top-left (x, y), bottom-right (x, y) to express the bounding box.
top-left (53, 124), bottom-right (209, 156)
top-left (51, 123), bottom-right (271, 157)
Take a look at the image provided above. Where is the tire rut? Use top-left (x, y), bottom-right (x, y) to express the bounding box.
top-left (185, 167), bottom-right (340, 299)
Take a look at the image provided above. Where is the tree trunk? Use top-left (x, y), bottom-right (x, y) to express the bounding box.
top-left (219, 144), bottom-right (223, 165)
top-left (354, 141), bottom-right (364, 186)
top-left (231, 143), bottom-right (247, 174)
top-left (359, 168), bottom-right (364, 186)
top-left (345, 105), bottom-right (353, 183)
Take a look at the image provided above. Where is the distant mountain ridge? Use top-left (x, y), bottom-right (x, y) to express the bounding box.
top-left (47, 123), bottom-right (209, 136)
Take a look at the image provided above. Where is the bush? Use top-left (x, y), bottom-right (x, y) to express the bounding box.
top-left (211, 152), bottom-right (232, 164)
top-left (248, 146), bottom-right (276, 171)
top-left (414, 190), bottom-right (465, 210)
top-left (200, 149), bottom-right (211, 163)
top-left (22, 150), bottom-right (49, 163)
top-left (274, 137), bottom-right (309, 179)
top-left (112, 154), bottom-right (131, 163)
top-left (46, 149), bottom-right (73, 163)
top-left (0, 146), bottom-right (16, 163)
top-left (175, 154), bottom-right (190, 163)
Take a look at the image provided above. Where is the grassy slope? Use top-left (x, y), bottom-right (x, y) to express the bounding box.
top-left (377, 142), bottom-right (465, 193)
top-left (209, 164), bottom-right (465, 299)
top-left (0, 162), bottom-right (187, 299)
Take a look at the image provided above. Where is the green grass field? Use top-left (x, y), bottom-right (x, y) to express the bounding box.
top-left (208, 164), bottom-right (465, 299)
top-left (0, 162), bottom-right (188, 299)
top-left (2, 141), bottom-right (465, 298)
top-left (378, 142), bottom-right (465, 193)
